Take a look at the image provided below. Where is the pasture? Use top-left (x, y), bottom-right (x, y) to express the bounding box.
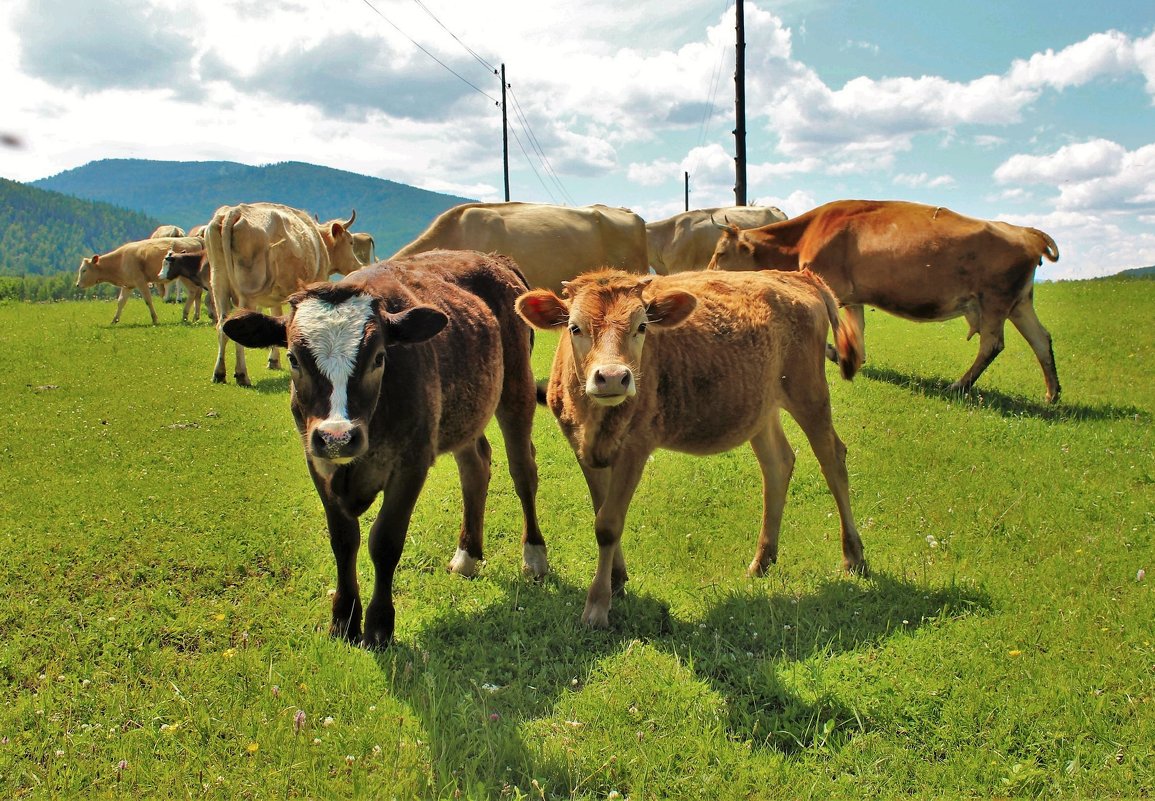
top-left (0, 279), bottom-right (1151, 799)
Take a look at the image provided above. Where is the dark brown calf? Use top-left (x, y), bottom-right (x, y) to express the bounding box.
top-left (223, 250), bottom-right (547, 647)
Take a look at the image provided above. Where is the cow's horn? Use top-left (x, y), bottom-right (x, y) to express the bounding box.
top-left (344, 209), bottom-right (356, 228)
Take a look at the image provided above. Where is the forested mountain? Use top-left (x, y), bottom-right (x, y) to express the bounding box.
top-left (0, 177), bottom-right (162, 277)
top-left (32, 159), bottom-right (475, 257)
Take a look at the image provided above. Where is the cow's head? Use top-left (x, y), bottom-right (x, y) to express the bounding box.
top-left (75, 254), bottom-right (100, 288)
top-left (318, 209), bottom-right (362, 276)
top-left (704, 222), bottom-right (755, 271)
top-left (517, 269), bottom-right (696, 407)
top-left (222, 283), bottom-right (447, 473)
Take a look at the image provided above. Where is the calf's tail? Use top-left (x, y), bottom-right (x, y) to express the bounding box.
top-left (803, 268), bottom-right (862, 381)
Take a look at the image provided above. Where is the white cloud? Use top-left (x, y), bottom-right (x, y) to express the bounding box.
top-left (894, 173), bottom-right (956, 189)
top-left (994, 140), bottom-right (1155, 213)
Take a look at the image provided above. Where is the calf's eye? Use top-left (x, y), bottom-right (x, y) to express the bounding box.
top-left (287, 352), bottom-right (299, 369)
top-left (373, 352), bottom-right (385, 369)
top-left (568, 323), bottom-right (582, 336)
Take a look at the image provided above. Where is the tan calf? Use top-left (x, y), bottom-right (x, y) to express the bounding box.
top-left (518, 269), bottom-right (866, 628)
top-left (75, 235), bottom-right (205, 325)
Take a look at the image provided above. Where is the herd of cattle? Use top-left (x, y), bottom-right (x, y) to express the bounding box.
top-left (75, 198), bottom-right (1062, 644)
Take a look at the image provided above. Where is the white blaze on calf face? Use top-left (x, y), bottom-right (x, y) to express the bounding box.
top-left (293, 294), bottom-right (375, 426)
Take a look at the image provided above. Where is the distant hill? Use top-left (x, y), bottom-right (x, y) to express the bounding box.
top-left (32, 158), bottom-right (475, 257)
top-left (0, 177), bottom-right (163, 277)
top-left (1112, 265), bottom-right (1155, 279)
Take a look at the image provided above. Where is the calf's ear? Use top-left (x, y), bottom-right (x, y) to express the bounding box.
top-left (645, 290), bottom-right (697, 328)
top-left (222, 310), bottom-right (288, 348)
top-left (516, 291), bottom-right (569, 330)
top-left (384, 305), bottom-right (447, 344)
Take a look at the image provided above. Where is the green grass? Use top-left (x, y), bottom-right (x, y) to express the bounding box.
top-left (0, 280), bottom-right (1151, 799)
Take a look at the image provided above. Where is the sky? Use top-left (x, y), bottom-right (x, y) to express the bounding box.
top-left (1, 0), bottom-right (1153, 280)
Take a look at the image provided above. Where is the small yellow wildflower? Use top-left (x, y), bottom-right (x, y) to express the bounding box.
top-left (1009, 649), bottom-right (1022, 657)
top-left (246, 742), bottom-right (259, 754)
top-left (222, 648), bottom-right (237, 659)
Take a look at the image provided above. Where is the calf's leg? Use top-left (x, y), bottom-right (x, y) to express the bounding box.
top-left (111, 286), bottom-right (132, 324)
top-left (136, 278), bottom-right (160, 325)
top-left (747, 414), bottom-right (795, 576)
top-left (322, 503), bottom-right (363, 643)
top-left (495, 396), bottom-right (548, 578)
top-left (786, 388), bottom-right (866, 575)
top-left (447, 435), bottom-right (492, 577)
top-left (583, 451), bottom-right (648, 628)
top-left (363, 468), bottom-right (429, 648)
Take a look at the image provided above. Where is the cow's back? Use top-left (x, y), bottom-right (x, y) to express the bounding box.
top-left (213, 203), bottom-right (329, 305)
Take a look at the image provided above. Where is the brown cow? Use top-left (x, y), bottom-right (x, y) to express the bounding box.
top-left (517, 268), bottom-right (865, 628)
top-left (75, 235), bottom-right (206, 324)
top-left (221, 250), bottom-right (548, 647)
top-left (206, 203), bottom-right (362, 385)
top-left (707, 199), bottom-right (1062, 402)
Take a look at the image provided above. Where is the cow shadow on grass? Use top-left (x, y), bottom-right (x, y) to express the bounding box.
top-left (249, 374), bottom-right (292, 394)
top-left (373, 567), bottom-right (988, 793)
top-left (861, 365), bottom-right (1150, 422)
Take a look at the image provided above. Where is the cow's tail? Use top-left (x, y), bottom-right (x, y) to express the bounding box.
top-left (804, 268), bottom-right (862, 381)
top-left (220, 208), bottom-right (241, 287)
top-left (1032, 228), bottom-right (1060, 263)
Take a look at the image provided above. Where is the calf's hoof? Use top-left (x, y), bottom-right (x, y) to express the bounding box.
top-left (362, 602), bottom-right (395, 649)
top-left (581, 602), bottom-right (611, 629)
top-left (844, 557), bottom-right (870, 578)
top-left (521, 544), bottom-right (549, 579)
top-left (234, 373), bottom-right (252, 388)
top-left (212, 372), bottom-right (227, 384)
top-left (447, 548), bottom-right (480, 577)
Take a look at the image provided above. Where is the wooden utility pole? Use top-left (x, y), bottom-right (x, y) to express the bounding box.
top-left (500, 63), bottom-right (510, 202)
top-left (684, 171), bottom-right (690, 211)
top-left (733, 0), bottom-right (748, 206)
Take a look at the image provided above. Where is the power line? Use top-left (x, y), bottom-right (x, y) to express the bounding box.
top-left (358, 0), bottom-right (497, 103)
top-left (410, 0), bottom-right (498, 74)
top-left (508, 87), bottom-right (576, 206)
top-left (507, 123), bottom-right (559, 204)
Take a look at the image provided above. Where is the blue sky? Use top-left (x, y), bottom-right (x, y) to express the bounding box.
top-left (1, 0), bottom-right (1152, 279)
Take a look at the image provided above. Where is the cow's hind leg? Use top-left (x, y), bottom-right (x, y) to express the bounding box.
top-left (495, 391), bottom-right (548, 578)
top-left (447, 435), bottom-right (492, 577)
top-left (363, 467), bottom-right (429, 648)
top-left (267, 304), bottom-right (284, 370)
top-left (1009, 298), bottom-right (1061, 403)
top-left (949, 312), bottom-right (1006, 396)
top-left (786, 388), bottom-right (866, 575)
top-left (747, 413), bottom-right (796, 577)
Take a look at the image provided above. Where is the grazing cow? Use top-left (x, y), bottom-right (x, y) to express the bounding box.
top-left (707, 199), bottom-right (1062, 402)
top-left (150, 225), bottom-right (186, 239)
top-left (221, 250), bottom-right (548, 647)
top-left (159, 248), bottom-right (216, 323)
top-left (75, 235), bottom-right (207, 324)
top-left (392, 201), bottom-right (649, 293)
top-left (352, 231), bottom-right (376, 266)
top-left (188, 224), bottom-right (207, 238)
top-left (517, 268), bottom-right (866, 628)
top-left (206, 203), bottom-right (363, 385)
top-left (646, 205), bottom-right (788, 274)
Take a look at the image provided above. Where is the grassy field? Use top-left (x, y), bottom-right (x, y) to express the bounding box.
top-left (0, 279), bottom-right (1151, 799)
